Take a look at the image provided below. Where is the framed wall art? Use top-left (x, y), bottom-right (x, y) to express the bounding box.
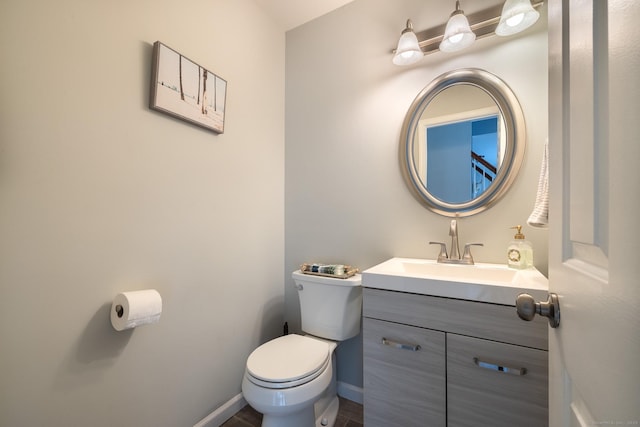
top-left (150, 41), bottom-right (227, 134)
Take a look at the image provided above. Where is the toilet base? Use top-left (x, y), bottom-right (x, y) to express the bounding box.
top-left (261, 407), bottom-right (315, 427)
top-left (314, 395), bottom-right (339, 427)
top-left (260, 394), bottom-right (339, 427)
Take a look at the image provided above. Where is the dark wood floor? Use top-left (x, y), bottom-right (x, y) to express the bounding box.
top-left (220, 397), bottom-right (363, 427)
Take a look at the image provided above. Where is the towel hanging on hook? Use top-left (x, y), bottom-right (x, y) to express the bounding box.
top-left (527, 138), bottom-right (549, 228)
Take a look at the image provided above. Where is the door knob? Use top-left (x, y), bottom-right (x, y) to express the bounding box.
top-left (516, 293), bottom-right (560, 328)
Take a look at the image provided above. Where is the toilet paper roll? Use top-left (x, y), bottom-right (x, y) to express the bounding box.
top-left (110, 289), bottom-right (162, 331)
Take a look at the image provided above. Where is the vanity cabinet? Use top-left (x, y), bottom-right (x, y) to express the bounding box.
top-left (363, 287), bottom-right (548, 427)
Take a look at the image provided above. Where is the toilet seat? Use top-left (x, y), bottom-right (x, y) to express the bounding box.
top-left (246, 334), bottom-right (331, 389)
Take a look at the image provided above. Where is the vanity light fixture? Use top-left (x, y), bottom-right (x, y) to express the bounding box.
top-left (392, 0), bottom-right (543, 65)
top-left (439, 1), bottom-right (476, 53)
top-left (392, 20), bottom-right (424, 66)
top-left (495, 0), bottom-right (540, 36)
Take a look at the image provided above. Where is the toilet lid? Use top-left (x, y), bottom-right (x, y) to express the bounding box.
top-left (246, 334), bottom-right (330, 383)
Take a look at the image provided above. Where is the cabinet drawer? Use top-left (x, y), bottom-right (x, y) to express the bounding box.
top-left (447, 334), bottom-right (548, 427)
top-left (363, 288), bottom-right (548, 350)
top-left (363, 317), bottom-right (446, 427)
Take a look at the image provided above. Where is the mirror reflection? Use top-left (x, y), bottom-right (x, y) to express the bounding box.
top-left (413, 85), bottom-right (506, 203)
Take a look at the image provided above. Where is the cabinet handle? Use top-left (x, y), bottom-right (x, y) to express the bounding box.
top-left (381, 337), bottom-right (421, 352)
top-left (473, 357), bottom-right (527, 376)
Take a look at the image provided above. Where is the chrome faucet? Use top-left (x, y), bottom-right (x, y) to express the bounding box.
top-left (449, 219), bottom-right (461, 261)
top-left (430, 219), bottom-right (483, 265)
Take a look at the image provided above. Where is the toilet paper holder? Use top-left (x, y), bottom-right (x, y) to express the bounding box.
top-left (114, 304), bottom-right (125, 318)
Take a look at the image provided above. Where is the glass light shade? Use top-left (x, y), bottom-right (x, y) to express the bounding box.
top-left (393, 21), bottom-right (423, 66)
top-left (495, 0), bottom-right (540, 36)
top-left (439, 12), bottom-right (476, 52)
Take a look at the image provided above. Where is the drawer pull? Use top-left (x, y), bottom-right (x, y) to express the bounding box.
top-left (473, 357), bottom-right (527, 376)
top-left (381, 337), bottom-right (421, 351)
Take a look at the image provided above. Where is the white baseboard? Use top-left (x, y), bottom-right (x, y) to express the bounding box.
top-left (193, 393), bottom-right (247, 427)
top-left (337, 381), bottom-right (363, 405)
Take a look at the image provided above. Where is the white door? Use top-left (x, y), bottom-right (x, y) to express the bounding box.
top-left (547, 0), bottom-right (640, 425)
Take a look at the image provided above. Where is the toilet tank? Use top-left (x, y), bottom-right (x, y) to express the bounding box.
top-left (292, 270), bottom-right (362, 341)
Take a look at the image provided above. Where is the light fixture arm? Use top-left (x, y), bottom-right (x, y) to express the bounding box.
top-left (401, 19), bottom-right (414, 35)
top-left (452, 0), bottom-right (463, 17)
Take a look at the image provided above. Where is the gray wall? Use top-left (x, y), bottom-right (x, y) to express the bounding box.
top-left (0, 1), bottom-right (284, 426)
top-left (285, 0), bottom-right (548, 389)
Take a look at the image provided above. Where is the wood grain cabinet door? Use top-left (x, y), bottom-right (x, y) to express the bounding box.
top-left (447, 333), bottom-right (548, 427)
top-left (363, 317), bottom-right (446, 427)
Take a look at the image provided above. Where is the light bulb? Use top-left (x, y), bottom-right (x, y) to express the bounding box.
top-left (506, 12), bottom-right (525, 27)
top-left (448, 33), bottom-right (464, 44)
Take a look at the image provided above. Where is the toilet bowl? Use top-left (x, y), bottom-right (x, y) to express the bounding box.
top-left (241, 270), bottom-right (362, 427)
top-left (242, 334), bottom-right (338, 427)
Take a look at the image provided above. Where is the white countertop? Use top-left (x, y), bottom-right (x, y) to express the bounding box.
top-left (362, 257), bottom-right (549, 306)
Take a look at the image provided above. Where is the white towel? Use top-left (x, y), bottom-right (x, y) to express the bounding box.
top-left (527, 139), bottom-right (549, 228)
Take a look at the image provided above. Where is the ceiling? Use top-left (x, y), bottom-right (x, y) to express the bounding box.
top-left (253, 0), bottom-right (517, 32)
top-left (253, 0), bottom-right (356, 31)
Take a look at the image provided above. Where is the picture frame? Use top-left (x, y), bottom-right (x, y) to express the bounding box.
top-left (149, 41), bottom-right (227, 134)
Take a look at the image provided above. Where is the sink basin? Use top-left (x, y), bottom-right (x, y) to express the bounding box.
top-left (362, 257), bottom-right (548, 305)
top-left (397, 259), bottom-right (519, 283)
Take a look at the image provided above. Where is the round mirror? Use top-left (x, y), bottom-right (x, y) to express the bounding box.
top-left (400, 68), bottom-right (526, 217)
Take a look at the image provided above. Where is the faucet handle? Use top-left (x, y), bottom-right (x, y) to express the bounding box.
top-left (429, 241), bottom-right (448, 262)
top-left (462, 243), bottom-right (484, 264)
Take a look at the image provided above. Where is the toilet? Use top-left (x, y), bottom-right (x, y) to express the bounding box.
top-left (241, 270), bottom-right (362, 427)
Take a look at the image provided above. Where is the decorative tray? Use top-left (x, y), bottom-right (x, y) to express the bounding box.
top-left (300, 263), bottom-right (359, 279)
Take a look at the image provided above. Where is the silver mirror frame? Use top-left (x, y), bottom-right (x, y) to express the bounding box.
top-left (400, 68), bottom-right (526, 217)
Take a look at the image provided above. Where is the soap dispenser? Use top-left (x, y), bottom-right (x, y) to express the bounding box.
top-left (507, 225), bottom-right (533, 269)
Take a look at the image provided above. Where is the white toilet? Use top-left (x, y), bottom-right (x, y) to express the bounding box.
top-left (241, 270), bottom-right (362, 427)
